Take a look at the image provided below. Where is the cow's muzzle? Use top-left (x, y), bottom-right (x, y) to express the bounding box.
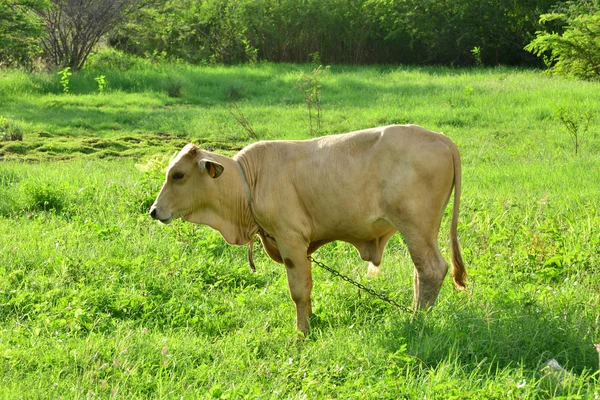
top-left (149, 206), bottom-right (173, 224)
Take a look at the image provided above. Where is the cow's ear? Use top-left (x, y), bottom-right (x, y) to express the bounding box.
top-left (199, 158), bottom-right (224, 179)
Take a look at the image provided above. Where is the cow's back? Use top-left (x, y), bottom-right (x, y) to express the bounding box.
top-left (235, 125), bottom-right (454, 241)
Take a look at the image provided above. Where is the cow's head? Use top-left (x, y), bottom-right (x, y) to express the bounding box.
top-left (149, 144), bottom-right (224, 224)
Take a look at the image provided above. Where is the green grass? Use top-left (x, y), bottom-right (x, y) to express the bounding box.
top-left (0, 63), bottom-right (599, 398)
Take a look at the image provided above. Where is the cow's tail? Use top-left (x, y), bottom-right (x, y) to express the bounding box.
top-left (449, 141), bottom-right (467, 290)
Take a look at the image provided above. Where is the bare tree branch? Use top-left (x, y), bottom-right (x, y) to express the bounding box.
top-left (37, 0), bottom-right (152, 70)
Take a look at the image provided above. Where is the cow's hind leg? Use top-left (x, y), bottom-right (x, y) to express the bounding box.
top-left (386, 159), bottom-right (454, 310)
top-left (407, 234), bottom-right (448, 310)
top-left (390, 215), bottom-right (449, 311)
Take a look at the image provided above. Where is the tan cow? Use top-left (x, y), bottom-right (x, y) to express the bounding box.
top-left (150, 124), bottom-right (466, 335)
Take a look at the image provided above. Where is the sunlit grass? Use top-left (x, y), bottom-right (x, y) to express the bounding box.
top-left (0, 64), bottom-right (599, 397)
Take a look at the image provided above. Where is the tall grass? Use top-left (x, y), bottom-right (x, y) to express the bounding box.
top-left (0, 64), bottom-right (599, 397)
top-left (1, 63), bottom-right (599, 161)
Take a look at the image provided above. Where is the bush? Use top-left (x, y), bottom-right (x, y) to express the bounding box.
top-left (109, 0), bottom-right (556, 66)
top-left (0, 0), bottom-right (47, 70)
top-left (526, 12), bottom-right (600, 80)
top-left (110, 0), bottom-right (256, 64)
top-left (85, 48), bottom-right (151, 72)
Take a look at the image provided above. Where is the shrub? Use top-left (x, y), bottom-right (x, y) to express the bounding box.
top-left (85, 48), bottom-right (151, 71)
top-left (0, 0), bottom-right (47, 70)
top-left (555, 104), bottom-right (595, 154)
top-left (295, 56), bottom-right (329, 137)
top-left (526, 11), bottom-right (600, 80)
top-left (109, 0), bottom-right (556, 66)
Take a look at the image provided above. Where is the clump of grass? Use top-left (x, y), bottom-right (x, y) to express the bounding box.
top-left (225, 85), bottom-right (244, 101)
top-left (0, 116), bottom-right (24, 141)
top-left (22, 180), bottom-right (68, 212)
top-left (0, 168), bottom-right (21, 216)
top-left (167, 84), bottom-right (183, 98)
top-left (0, 169), bottom-right (19, 186)
top-left (166, 78), bottom-right (185, 98)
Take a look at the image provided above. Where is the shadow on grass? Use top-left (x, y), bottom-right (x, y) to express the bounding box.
top-left (376, 297), bottom-right (597, 374)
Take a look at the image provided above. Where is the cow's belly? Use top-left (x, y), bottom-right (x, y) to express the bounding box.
top-left (311, 215), bottom-right (395, 243)
top-left (307, 218), bottom-right (396, 265)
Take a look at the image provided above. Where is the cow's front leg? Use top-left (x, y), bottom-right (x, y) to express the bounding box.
top-left (279, 244), bottom-right (312, 335)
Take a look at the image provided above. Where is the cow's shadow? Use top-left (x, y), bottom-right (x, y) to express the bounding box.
top-left (367, 295), bottom-right (598, 374)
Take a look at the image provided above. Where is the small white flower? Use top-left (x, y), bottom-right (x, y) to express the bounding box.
top-left (516, 379), bottom-right (526, 389)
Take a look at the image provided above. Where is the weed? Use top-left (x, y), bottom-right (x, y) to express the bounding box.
top-left (58, 67), bottom-right (72, 94)
top-left (225, 85), bottom-right (259, 141)
top-left (471, 46), bottom-right (483, 67)
top-left (227, 100), bottom-right (258, 141)
top-left (95, 75), bottom-right (107, 95)
top-left (555, 104), bottom-right (595, 155)
top-left (295, 54), bottom-right (329, 136)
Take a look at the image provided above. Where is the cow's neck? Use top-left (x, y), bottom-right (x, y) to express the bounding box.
top-left (188, 156), bottom-right (258, 246)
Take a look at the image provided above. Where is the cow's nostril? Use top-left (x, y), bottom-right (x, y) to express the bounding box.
top-left (150, 208), bottom-right (157, 219)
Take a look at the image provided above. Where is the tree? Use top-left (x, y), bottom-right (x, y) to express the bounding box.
top-left (525, 1), bottom-right (600, 79)
top-left (0, 0), bottom-right (48, 69)
top-left (38, 0), bottom-right (151, 71)
top-left (381, 0), bottom-right (557, 66)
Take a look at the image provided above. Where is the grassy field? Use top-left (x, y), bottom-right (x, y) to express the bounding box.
top-left (1, 62), bottom-right (599, 398)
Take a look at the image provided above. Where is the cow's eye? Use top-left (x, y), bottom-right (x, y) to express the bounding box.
top-left (172, 172), bottom-right (184, 180)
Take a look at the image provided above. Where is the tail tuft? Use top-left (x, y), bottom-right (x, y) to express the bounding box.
top-left (451, 240), bottom-right (467, 290)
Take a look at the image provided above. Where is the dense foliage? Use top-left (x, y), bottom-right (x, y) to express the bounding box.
top-left (6, 0), bottom-right (600, 71)
top-left (526, 0), bottom-right (600, 79)
top-left (110, 0), bottom-right (559, 66)
top-left (0, 0), bottom-right (48, 69)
